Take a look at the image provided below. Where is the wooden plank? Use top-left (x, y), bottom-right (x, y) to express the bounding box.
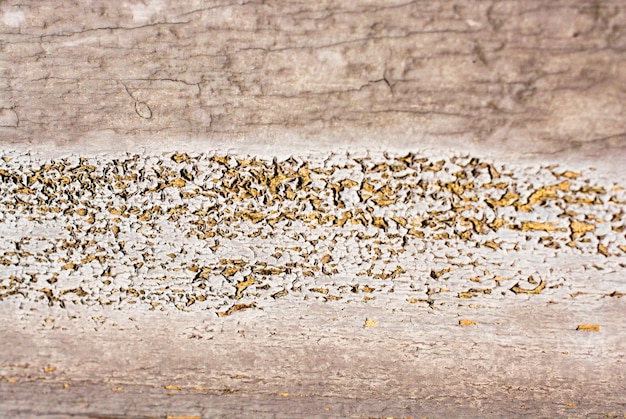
top-left (0, 1), bottom-right (625, 417)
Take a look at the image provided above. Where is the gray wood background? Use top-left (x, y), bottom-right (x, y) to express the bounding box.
top-left (1, 1), bottom-right (625, 418)
top-left (1, 0), bottom-right (625, 168)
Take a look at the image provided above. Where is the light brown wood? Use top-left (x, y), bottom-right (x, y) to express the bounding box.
top-left (1, 1), bottom-right (625, 418)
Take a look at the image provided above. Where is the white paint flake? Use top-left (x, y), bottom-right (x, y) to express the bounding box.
top-left (126, 0), bottom-right (164, 24)
top-left (2, 10), bottom-right (25, 28)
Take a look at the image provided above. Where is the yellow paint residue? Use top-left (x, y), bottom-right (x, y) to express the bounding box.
top-left (570, 220), bottom-right (595, 238)
top-left (169, 178), bottom-right (186, 188)
top-left (519, 221), bottom-right (559, 232)
top-left (310, 287), bottom-right (328, 295)
top-left (486, 190), bottom-right (518, 207)
top-left (217, 303), bottom-right (255, 317)
top-left (517, 181), bottom-right (570, 211)
top-left (363, 318), bottom-right (377, 328)
top-left (510, 280), bottom-right (546, 294)
top-left (576, 324), bottom-right (600, 332)
top-left (234, 276), bottom-right (256, 300)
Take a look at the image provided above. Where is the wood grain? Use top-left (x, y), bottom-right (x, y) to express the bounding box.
top-left (0, 1), bottom-right (625, 418)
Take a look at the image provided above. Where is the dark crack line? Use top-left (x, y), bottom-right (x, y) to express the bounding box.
top-left (33, 20), bottom-right (192, 41)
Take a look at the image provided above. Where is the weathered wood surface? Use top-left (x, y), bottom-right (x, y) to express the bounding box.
top-left (1, 0), bottom-right (625, 169)
top-left (1, 1), bottom-right (625, 418)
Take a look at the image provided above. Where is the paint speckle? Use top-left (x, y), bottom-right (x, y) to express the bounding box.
top-left (576, 324), bottom-right (600, 332)
top-left (0, 151), bottom-right (623, 317)
top-left (363, 318), bottom-right (377, 328)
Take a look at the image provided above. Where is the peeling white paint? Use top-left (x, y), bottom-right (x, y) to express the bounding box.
top-left (0, 150), bottom-right (623, 315)
top-left (2, 10), bottom-right (25, 28)
top-left (126, 0), bottom-right (164, 24)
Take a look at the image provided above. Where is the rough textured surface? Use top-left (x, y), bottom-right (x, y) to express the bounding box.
top-left (1, 0), bottom-right (625, 171)
top-left (1, 1), bottom-right (625, 418)
top-left (0, 151), bottom-right (624, 313)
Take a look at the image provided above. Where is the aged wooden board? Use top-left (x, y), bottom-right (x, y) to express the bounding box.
top-left (0, 0), bottom-right (625, 170)
top-left (0, 1), bottom-right (625, 418)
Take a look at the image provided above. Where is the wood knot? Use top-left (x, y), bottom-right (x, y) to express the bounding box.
top-left (135, 101), bottom-right (152, 119)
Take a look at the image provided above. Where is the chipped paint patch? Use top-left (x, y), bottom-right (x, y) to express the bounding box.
top-left (0, 151), bottom-right (623, 317)
top-left (363, 318), bottom-right (377, 328)
top-left (576, 324), bottom-right (600, 332)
